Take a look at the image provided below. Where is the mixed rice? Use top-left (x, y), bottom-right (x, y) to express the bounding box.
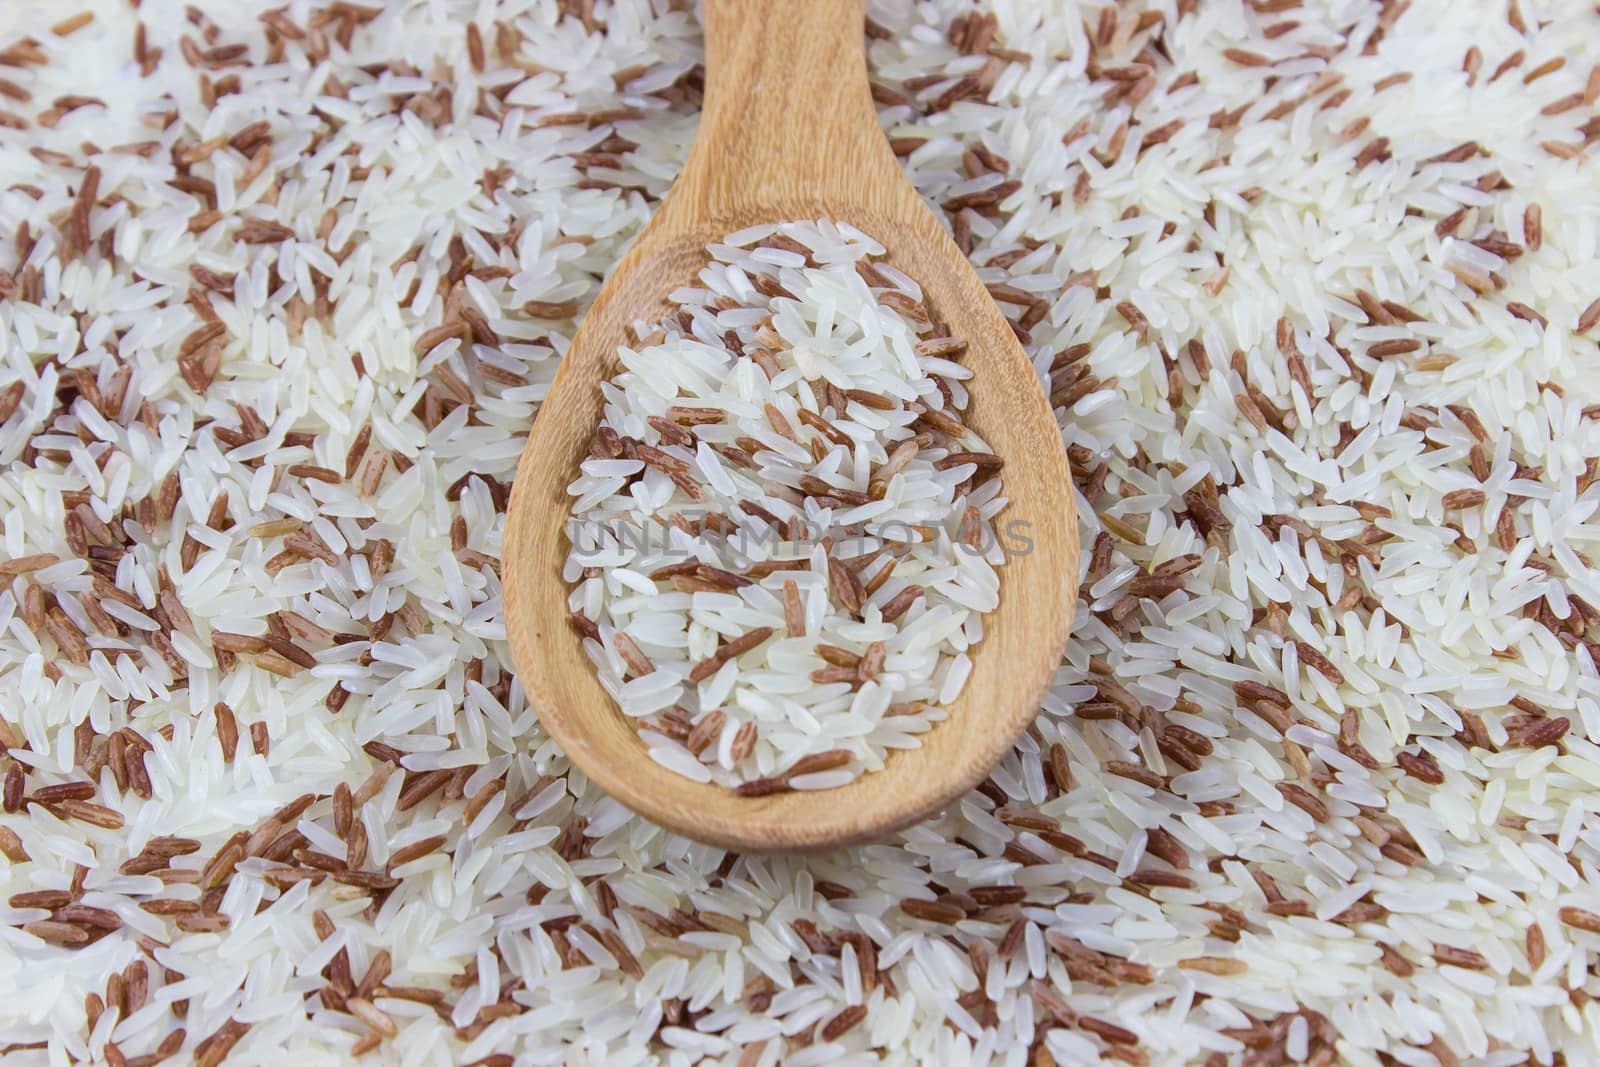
top-left (0, 1), bottom-right (1598, 1065)
top-left (565, 220), bottom-right (1005, 792)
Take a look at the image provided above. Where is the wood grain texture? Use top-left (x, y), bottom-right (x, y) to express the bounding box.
top-left (503, 0), bottom-right (1077, 850)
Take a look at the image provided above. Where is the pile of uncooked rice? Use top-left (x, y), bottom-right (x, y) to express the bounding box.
top-left (565, 219), bottom-right (1005, 792)
top-left (2, 1), bottom-right (1599, 1064)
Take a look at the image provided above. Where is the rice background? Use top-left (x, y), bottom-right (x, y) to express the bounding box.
top-left (1, 1), bottom-right (1599, 1065)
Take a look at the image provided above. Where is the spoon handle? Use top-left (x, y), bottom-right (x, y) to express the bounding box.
top-left (676, 0), bottom-right (897, 222)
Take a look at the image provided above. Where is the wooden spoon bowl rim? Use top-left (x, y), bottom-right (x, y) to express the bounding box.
top-left (503, 200), bottom-right (1078, 851)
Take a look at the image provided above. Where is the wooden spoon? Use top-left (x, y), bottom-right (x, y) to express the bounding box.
top-left (504, 0), bottom-right (1076, 850)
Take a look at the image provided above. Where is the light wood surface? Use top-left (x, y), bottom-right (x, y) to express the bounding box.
top-left (503, 0), bottom-right (1078, 850)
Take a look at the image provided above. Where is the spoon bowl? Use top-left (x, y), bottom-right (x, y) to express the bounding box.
top-left (504, 0), bottom-right (1077, 850)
